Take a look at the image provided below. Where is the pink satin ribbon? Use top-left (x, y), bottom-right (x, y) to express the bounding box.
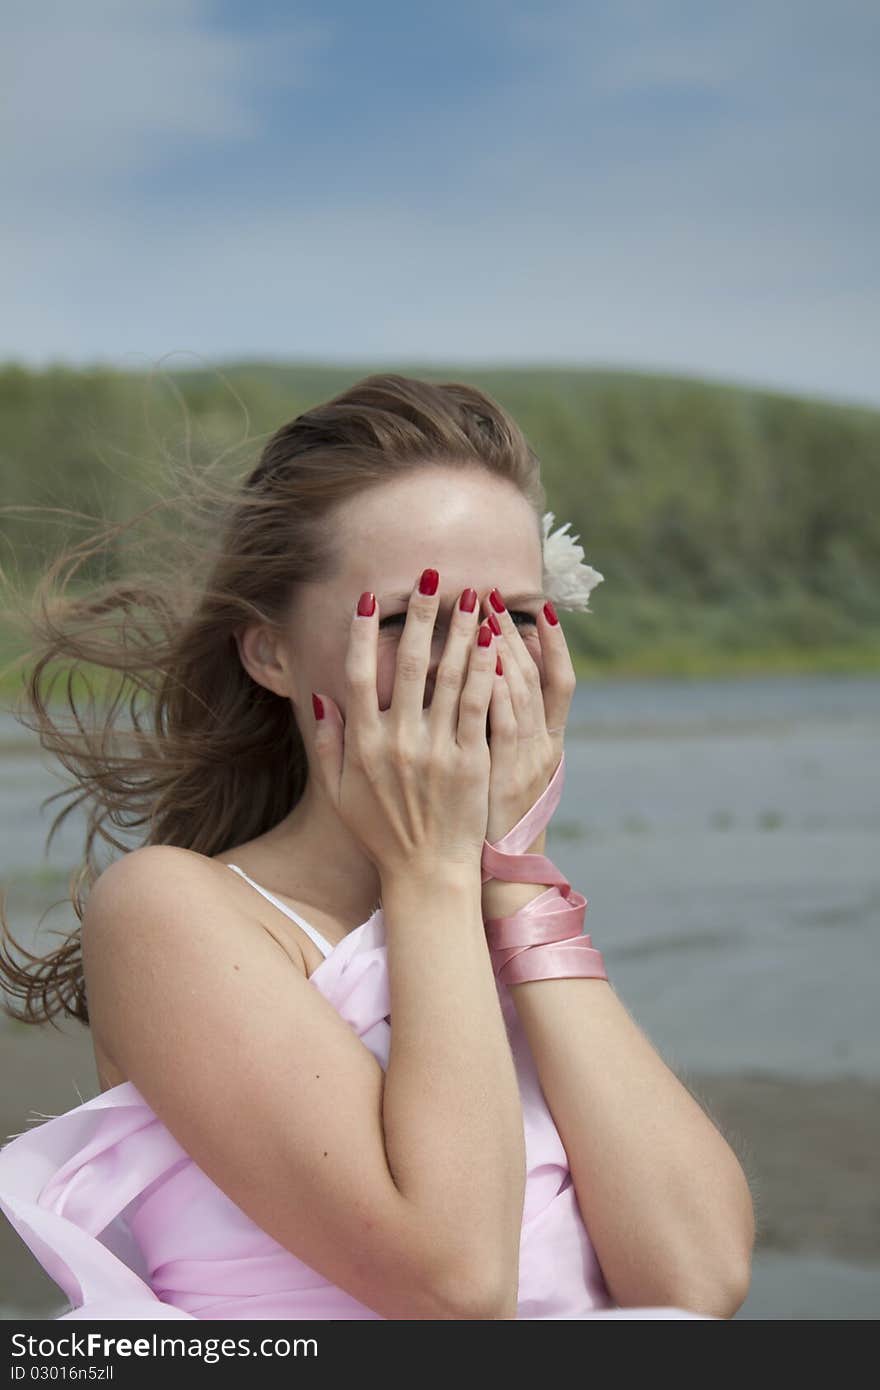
top-left (480, 751), bottom-right (608, 987)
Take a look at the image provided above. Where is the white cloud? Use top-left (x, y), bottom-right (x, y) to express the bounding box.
top-left (1, 0), bottom-right (332, 195)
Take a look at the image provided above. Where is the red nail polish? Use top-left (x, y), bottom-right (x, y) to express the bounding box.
top-left (459, 587), bottom-right (477, 613)
top-left (489, 588), bottom-right (506, 613)
top-left (477, 623), bottom-right (492, 647)
top-left (543, 600), bottom-right (558, 625)
top-left (495, 654), bottom-right (503, 676)
top-left (357, 591), bottom-right (376, 617)
top-left (419, 568), bottom-right (439, 595)
top-left (311, 692), bottom-right (325, 720)
top-left (487, 612), bottom-right (502, 637)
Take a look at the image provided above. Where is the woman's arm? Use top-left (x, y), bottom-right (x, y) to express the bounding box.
top-left (381, 865), bottom-right (526, 1317)
top-left (482, 829), bottom-right (755, 1319)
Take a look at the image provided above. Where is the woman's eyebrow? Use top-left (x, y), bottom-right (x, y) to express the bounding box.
top-left (378, 590), bottom-right (545, 607)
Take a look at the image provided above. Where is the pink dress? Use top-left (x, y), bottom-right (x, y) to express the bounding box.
top-left (0, 864), bottom-right (717, 1321)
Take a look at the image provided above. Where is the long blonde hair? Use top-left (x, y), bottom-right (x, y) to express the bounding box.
top-left (0, 372), bottom-right (547, 1028)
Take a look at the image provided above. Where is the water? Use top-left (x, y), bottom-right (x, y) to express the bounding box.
top-left (1, 671), bottom-right (878, 1319)
top-left (552, 675), bottom-right (879, 1081)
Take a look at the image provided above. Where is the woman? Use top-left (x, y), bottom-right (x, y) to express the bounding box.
top-left (0, 374), bottom-right (752, 1319)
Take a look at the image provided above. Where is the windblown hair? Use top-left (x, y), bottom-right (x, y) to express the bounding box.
top-left (0, 372), bottom-right (547, 1029)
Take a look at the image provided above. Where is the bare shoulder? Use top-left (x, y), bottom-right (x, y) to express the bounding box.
top-left (82, 845), bottom-right (305, 1080)
top-left (84, 845), bottom-right (302, 968)
top-left (82, 845), bottom-right (205, 953)
top-left (87, 843), bottom-right (242, 905)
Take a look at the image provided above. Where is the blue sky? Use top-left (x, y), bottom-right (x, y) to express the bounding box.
top-left (3, 0), bottom-right (878, 405)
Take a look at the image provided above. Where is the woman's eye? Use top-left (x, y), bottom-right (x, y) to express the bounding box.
top-left (380, 611), bottom-right (537, 630)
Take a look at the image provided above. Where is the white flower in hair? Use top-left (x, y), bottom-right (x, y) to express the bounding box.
top-left (541, 511), bottom-right (604, 613)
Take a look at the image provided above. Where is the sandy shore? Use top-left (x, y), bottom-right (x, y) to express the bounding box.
top-left (1, 1013), bottom-right (877, 1317)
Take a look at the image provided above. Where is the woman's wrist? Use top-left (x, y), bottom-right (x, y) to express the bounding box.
top-left (380, 858), bottom-right (483, 906)
top-left (480, 829), bottom-right (550, 918)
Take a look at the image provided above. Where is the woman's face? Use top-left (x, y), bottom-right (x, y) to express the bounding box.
top-left (281, 467), bottom-right (547, 722)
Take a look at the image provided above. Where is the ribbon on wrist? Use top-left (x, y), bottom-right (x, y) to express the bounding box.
top-left (480, 751), bottom-right (608, 986)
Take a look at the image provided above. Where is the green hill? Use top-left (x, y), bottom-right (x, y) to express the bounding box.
top-left (1, 360), bottom-right (878, 690)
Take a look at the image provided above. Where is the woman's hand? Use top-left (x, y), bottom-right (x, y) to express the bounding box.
top-left (482, 590), bottom-right (576, 849)
top-left (309, 571), bottom-right (498, 884)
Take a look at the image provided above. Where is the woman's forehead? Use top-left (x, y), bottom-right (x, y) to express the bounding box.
top-left (330, 475), bottom-right (543, 589)
top-left (337, 468), bottom-right (535, 524)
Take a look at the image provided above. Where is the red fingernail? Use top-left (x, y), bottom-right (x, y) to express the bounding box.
top-left (495, 654), bottom-right (503, 676)
top-left (357, 591), bottom-right (376, 617)
top-left (543, 600), bottom-right (559, 625)
top-left (419, 568), bottom-right (439, 595)
top-left (489, 588), bottom-right (506, 613)
top-left (459, 587), bottom-right (477, 613)
top-left (477, 623), bottom-right (492, 647)
top-left (311, 692), bottom-right (324, 720)
top-left (487, 612), bottom-right (502, 636)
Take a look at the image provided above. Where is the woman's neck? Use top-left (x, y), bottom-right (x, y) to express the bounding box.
top-left (238, 777), bottom-right (384, 931)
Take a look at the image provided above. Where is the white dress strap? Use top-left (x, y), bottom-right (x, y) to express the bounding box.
top-left (225, 863), bottom-right (335, 958)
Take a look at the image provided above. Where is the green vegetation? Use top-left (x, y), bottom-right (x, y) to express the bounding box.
top-left (1, 359), bottom-right (878, 701)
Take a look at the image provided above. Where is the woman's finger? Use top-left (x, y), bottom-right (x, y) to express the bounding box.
top-left (536, 600), bottom-right (577, 739)
top-left (487, 660), bottom-right (517, 759)
top-left (389, 568), bottom-right (440, 732)
top-left (481, 589), bottom-right (540, 738)
top-left (456, 621), bottom-right (497, 749)
top-left (343, 589), bottom-right (382, 746)
top-left (428, 586), bottom-right (482, 744)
